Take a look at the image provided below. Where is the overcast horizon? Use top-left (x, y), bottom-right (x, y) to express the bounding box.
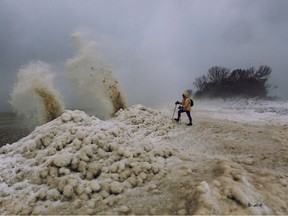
top-left (1, 0), bottom-right (288, 112)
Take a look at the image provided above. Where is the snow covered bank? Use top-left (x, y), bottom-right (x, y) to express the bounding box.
top-left (193, 98), bottom-right (288, 124)
top-left (0, 103), bottom-right (287, 214)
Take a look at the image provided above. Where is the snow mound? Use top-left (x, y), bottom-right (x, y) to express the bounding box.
top-left (0, 105), bottom-right (176, 215)
top-left (114, 104), bottom-right (175, 140)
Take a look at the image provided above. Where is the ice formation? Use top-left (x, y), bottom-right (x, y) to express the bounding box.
top-left (0, 106), bottom-right (175, 214)
top-left (0, 102), bottom-right (287, 215)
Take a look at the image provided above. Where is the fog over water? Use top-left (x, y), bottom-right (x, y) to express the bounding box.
top-left (1, 0), bottom-right (288, 112)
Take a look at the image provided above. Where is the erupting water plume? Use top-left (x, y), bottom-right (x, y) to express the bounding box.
top-left (65, 31), bottom-right (126, 119)
top-left (9, 61), bottom-right (64, 126)
top-left (34, 87), bottom-right (64, 122)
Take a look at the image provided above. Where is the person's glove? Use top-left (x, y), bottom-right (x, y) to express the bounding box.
top-left (178, 106), bottom-right (183, 110)
top-left (175, 101), bottom-right (180, 105)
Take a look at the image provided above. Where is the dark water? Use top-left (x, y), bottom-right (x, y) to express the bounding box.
top-left (0, 112), bottom-right (31, 147)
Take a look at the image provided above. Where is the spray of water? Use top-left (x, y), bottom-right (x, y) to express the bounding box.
top-left (65, 31), bottom-right (126, 119)
top-left (9, 31), bottom-right (126, 124)
top-left (9, 61), bottom-right (64, 127)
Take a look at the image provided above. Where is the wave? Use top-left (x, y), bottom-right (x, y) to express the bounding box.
top-left (9, 61), bottom-right (64, 127)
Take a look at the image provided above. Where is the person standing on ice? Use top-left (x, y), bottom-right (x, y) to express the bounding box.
top-left (174, 91), bottom-right (193, 126)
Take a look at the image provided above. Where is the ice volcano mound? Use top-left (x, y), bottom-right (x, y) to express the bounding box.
top-left (0, 105), bottom-right (176, 215)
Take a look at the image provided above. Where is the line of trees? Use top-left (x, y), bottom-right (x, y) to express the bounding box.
top-left (193, 65), bottom-right (272, 98)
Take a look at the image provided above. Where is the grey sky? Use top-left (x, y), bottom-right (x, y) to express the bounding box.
top-left (1, 0), bottom-right (288, 111)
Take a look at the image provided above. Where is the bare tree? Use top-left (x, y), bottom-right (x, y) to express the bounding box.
top-left (207, 66), bottom-right (230, 83)
top-left (193, 75), bottom-right (207, 91)
top-left (193, 65), bottom-right (273, 99)
top-left (255, 65), bottom-right (271, 82)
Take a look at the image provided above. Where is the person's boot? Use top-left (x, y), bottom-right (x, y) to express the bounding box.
top-left (174, 118), bottom-right (180, 122)
top-left (187, 122), bottom-right (192, 126)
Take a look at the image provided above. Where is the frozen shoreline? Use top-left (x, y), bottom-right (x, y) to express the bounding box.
top-left (191, 98), bottom-right (288, 124)
top-left (0, 101), bottom-right (287, 214)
